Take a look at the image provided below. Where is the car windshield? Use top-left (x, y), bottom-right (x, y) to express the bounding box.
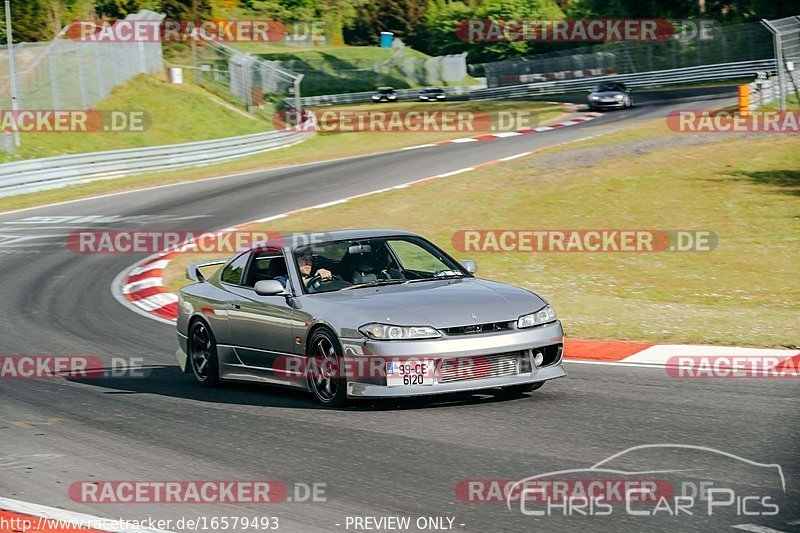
top-left (294, 236), bottom-right (467, 294)
top-left (594, 82), bottom-right (624, 92)
top-left (377, 88), bottom-right (394, 94)
top-left (424, 88), bottom-right (442, 93)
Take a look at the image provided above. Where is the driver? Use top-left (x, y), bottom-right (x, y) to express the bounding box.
top-left (298, 251), bottom-right (332, 286)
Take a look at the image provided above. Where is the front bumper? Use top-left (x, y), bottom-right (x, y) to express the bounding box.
top-left (589, 100), bottom-right (625, 108)
top-left (341, 321), bottom-right (565, 398)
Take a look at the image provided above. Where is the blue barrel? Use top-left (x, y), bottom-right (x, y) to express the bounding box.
top-left (380, 32), bottom-right (394, 48)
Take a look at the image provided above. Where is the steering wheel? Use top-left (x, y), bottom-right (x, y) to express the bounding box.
top-left (306, 273), bottom-right (342, 292)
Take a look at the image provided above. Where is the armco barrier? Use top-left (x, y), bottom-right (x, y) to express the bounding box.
top-left (469, 59), bottom-right (778, 100)
top-left (0, 120), bottom-right (315, 198)
top-left (292, 60), bottom-right (776, 107)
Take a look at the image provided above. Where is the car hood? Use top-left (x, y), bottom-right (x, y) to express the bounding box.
top-left (308, 278), bottom-right (546, 329)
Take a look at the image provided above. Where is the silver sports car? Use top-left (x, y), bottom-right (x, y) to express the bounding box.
top-left (176, 230), bottom-right (566, 406)
top-left (587, 81), bottom-right (633, 110)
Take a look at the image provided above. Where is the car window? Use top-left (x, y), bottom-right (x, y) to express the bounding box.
top-left (388, 240), bottom-right (451, 274)
top-left (243, 253), bottom-right (288, 288)
top-left (220, 252), bottom-right (250, 285)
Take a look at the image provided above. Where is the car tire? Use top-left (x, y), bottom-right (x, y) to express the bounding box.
top-left (501, 381), bottom-right (544, 395)
top-left (307, 328), bottom-right (348, 407)
top-left (189, 320), bottom-right (220, 387)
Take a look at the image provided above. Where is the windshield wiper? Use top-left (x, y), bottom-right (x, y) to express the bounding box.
top-left (341, 279), bottom-right (408, 291)
top-left (405, 274), bottom-right (466, 283)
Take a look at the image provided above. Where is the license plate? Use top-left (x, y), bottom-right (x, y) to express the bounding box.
top-left (601, 98), bottom-right (615, 103)
top-left (386, 360), bottom-right (435, 387)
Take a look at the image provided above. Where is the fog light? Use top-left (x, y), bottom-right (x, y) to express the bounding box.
top-left (533, 352), bottom-right (544, 367)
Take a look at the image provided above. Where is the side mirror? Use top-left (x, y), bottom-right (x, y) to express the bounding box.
top-left (254, 280), bottom-right (286, 296)
top-left (460, 260), bottom-right (478, 274)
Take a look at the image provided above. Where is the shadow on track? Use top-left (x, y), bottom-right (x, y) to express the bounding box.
top-left (67, 365), bottom-right (548, 411)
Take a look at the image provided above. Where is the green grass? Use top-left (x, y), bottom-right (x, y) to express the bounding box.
top-left (0, 74), bottom-right (273, 163)
top-left (0, 100), bottom-right (563, 213)
top-left (163, 122), bottom-right (800, 348)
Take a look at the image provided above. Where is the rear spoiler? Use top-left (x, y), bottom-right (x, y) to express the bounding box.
top-left (186, 259), bottom-right (227, 282)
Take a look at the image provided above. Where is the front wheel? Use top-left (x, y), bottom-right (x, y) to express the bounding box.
top-left (189, 321), bottom-right (220, 387)
top-left (307, 329), bottom-right (348, 407)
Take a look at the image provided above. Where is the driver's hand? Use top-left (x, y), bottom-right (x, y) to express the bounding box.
top-left (316, 268), bottom-right (332, 280)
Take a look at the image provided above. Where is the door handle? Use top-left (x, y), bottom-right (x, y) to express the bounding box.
top-left (231, 304), bottom-right (241, 310)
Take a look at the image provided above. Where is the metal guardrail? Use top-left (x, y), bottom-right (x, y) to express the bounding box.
top-left (291, 60), bottom-right (775, 107)
top-left (0, 123), bottom-right (315, 198)
top-left (294, 85), bottom-right (476, 107)
top-left (468, 60), bottom-right (777, 100)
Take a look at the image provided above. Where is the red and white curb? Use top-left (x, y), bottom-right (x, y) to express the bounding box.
top-left (564, 339), bottom-right (799, 371)
top-left (400, 112), bottom-right (604, 151)
top-left (0, 497), bottom-right (172, 532)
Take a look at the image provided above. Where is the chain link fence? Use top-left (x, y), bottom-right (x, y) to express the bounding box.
top-left (271, 47), bottom-right (469, 96)
top-left (761, 16), bottom-right (800, 110)
top-left (0, 10), bottom-right (165, 111)
top-left (476, 22), bottom-right (775, 88)
top-left (189, 39), bottom-right (302, 113)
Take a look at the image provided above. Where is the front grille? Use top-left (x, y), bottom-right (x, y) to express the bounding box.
top-left (439, 352), bottom-right (519, 383)
top-left (442, 321), bottom-right (513, 336)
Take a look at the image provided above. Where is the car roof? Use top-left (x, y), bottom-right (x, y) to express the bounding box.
top-left (249, 229), bottom-right (420, 252)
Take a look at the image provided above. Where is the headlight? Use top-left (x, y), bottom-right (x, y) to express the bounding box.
top-left (359, 323), bottom-right (441, 340)
top-left (615, 94), bottom-right (624, 100)
top-left (517, 305), bottom-right (557, 329)
top-left (591, 95), bottom-right (600, 101)
top-left (388, 94), bottom-right (397, 99)
top-left (372, 96), bottom-right (380, 100)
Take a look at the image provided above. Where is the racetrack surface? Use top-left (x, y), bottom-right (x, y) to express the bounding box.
top-left (1, 85), bottom-right (798, 532)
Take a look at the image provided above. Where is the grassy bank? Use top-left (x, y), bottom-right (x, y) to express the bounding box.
top-left (0, 74), bottom-right (272, 164)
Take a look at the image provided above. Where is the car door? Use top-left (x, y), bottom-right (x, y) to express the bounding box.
top-left (222, 249), bottom-right (298, 380)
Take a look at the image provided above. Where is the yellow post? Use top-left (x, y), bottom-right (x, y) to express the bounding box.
top-left (738, 85), bottom-right (750, 117)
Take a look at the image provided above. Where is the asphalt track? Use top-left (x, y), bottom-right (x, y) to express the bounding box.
top-left (1, 85), bottom-right (798, 532)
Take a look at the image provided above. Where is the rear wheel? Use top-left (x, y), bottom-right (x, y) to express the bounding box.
top-left (307, 329), bottom-right (348, 407)
top-left (189, 321), bottom-right (220, 387)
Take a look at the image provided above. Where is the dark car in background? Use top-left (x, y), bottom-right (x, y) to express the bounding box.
top-left (588, 81), bottom-right (633, 110)
top-left (418, 87), bottom-right (446, 101)
top-left (372, 87), bottom-right (398, 102)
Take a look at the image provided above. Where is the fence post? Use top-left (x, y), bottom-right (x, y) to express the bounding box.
top-left (48, 46), bottom-right (61, 109)
top-left (4, 0), bottom-right (21, 147)
top-left (76, 45), bottom-right (89, 108)
top-left (761, 19), bottom-right (786, 112)
top-left (95, 44), bottom-right (106, 100)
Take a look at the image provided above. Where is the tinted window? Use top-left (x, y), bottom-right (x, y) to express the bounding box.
top-left (243, 253), bottom-right (288, 287)
top-left (220, 252), bottom-right (250, 285)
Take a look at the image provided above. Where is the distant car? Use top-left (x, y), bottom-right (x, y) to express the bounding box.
top-left (176, 230), bottom-right (565, 407)
top-left (419, 87), bottom-right (446, 101)
top-left (587, 81), bottom-right (633, 110)
top-left (372, 87), bottom-right (397, 103)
